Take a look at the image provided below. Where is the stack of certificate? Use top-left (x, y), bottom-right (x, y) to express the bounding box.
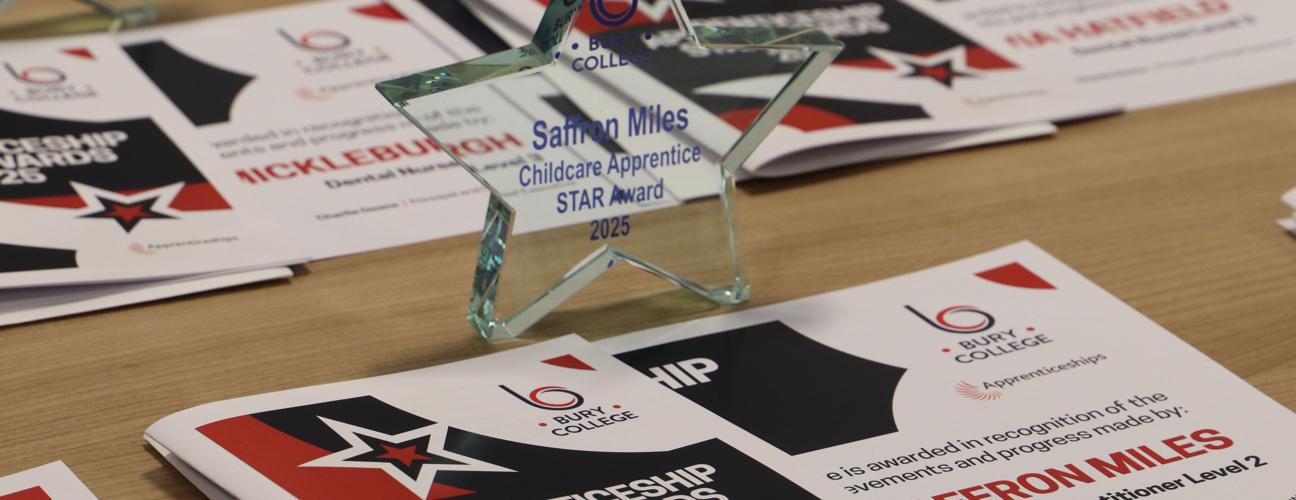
top-left (4, 0), bottom-right (1296, 324)
top-left (0, 0), bottom-right (488, 324)
top-left (144, 242), bottom-right (1296, 499)
top-left (0, 34), bottom-right (309, 326)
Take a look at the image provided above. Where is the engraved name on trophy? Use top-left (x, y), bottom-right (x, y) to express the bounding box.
top-left (378, 0), bottom-right (841, 340)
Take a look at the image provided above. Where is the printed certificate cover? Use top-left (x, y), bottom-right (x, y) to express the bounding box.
top-left (145, 335), bottom-right (835, 500)
top-left (0, 35), bottom-right (307, 288)
top-left (117, 0), bottom-right (498, 259)
top-left (906, 0), bottom-right (1296, 109)
top-left (599, 241), bottom-right (1296, 498)
top-left (0, 462), bottom-right (99, 500)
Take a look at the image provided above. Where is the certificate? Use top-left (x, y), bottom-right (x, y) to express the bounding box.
top-left (0, 35), bottom-right (306, 288)
top-left (599, 241), bottom-right (1296, 498)
top-left (118, 0), bottom-right (498, 259)
top-left (905, 0), bottom-right (1296, 109)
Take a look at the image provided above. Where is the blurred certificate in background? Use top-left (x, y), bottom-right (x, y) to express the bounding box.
top-left (461, 0), bottom-right (1119, 177)
top-left (906, 0), bottom-right (1296, 109)
top-left (0, 34), bottom-right (306, 289)
top-left (118, 0), bottom-right (498, 259)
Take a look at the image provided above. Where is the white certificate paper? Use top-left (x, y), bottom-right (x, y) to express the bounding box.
top-left (118, 0), bottom-right (498, 259)
top-left (600, 241), bottom-right (1296, 498)
top-left (0, 35), bottom-right (307, 288)
top-left (0, 267), bottom-right (292, 328)
top-left (146, 335), bottom-right (835, 500)
top-left (0, 462), bottom-right (99, 500)
top-left (1279, 186), bottom-right (1296, 235)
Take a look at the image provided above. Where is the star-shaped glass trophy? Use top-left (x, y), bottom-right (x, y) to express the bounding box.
top-left (377, 0), bottom-right (842, 340)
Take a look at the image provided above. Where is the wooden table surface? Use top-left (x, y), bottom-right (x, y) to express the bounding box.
top-left (3, 1), bottom-right (1296, 498)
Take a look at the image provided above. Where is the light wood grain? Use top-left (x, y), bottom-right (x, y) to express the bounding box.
top-left (2, 1), bottom-right (1296, 498)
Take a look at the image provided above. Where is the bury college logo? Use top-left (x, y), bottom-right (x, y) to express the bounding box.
top-left (500, 385), bottom-right (584, 410)
top-left (589, 0), bottom-right (637, 27)
top-left (277, 28), bottom-right (351, 51)
top-left (4, 62), bottom-right (66, 84)
top-left (906, 305), bottom-right (995, 334)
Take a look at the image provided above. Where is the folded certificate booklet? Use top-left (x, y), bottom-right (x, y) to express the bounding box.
top-left (145, 335), bottom-right (835, 500)
top-left (599, 241), bottom-right (1296, 498)
top-left (0, 267), bottom-right (292, 328)
top-left (0, 35), bottom-right (308, 288)
top-left (117, 0), bottom-right (498, 259)
top-left (906, 0), bottom-right (1296, 110)
top-left (148, 241), bottom-right (1296, 499)
top-left (0, 461), bottom-right (99, 500)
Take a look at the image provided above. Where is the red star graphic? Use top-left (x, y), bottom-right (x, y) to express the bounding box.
top-left (377, 444), bottom-right (434, 467)
top-left (904, 59), bottom-right (971, 88)
top-left (101, 202), bottom-right (149, 224)
top-left (919, 65), bottom-right (951, 81)
top-left (80, 196), bottom-right (174, 232)
top-left (342, 434), bottom-right (466, 481)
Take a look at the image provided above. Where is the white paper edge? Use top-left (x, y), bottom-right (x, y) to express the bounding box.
top-left (0, 267), bottom-right (293, 327)
top-left (144, 435), bottom-right (236, 500)
top-left (1282, 187), bottom-right (1296, 210)
top-left (0, 461), bottom-right (100, 499)
top-left (1278, 217), bottom-right (1296, 235)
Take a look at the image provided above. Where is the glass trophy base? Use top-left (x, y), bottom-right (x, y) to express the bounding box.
top-left (380, 0), bottom-right (841, 341)
top-left (468, 177), bottom-right (750, 341)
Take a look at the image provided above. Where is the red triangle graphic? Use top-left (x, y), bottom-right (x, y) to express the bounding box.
top-left (976, 262), bottom-right (1055, 290)
top-left (61, 47), bottom-right (95, 60)
top-left (2, 486), bottom-right (54, 500)
top-left (542, 354), bottom-right (596, 371)
top-left (352, 3), bottom-right (406, 20)
top-left (426, 483), bottom-right (475, 500)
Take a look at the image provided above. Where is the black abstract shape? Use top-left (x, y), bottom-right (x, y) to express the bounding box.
top-left (0, 109), bottom-right (208, 201)
top-left (0, 243), bottom-right (78, 273)
top-left (616, 321), bottom-right (908, 455)
top-left (124, 41), bottom-right (254, 126)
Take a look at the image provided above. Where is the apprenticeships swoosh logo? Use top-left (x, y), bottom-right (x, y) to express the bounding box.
top-left (129, 242), bottom-right (158, 255)
top-left (295, 86), bottom-right (333, 101)
top-left (956, 381), bottom-right (1002, 401)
